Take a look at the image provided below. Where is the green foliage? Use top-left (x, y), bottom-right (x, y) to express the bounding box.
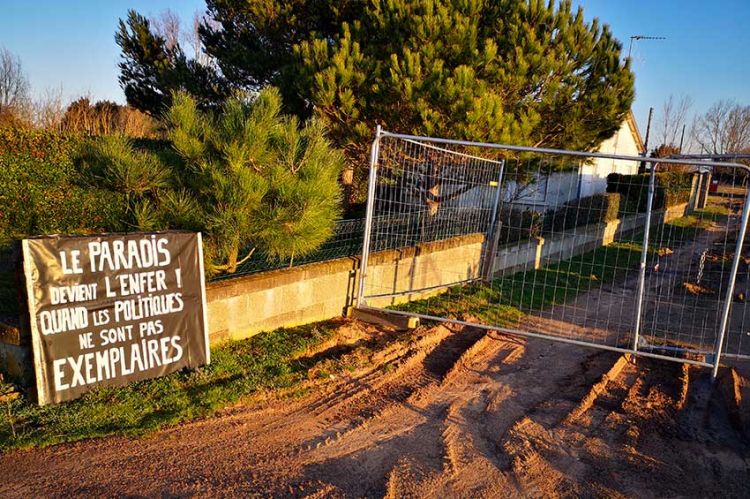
top-left (658, 172), bottom-right (695, 207)
top-left (78, 135), bottom-right (172, 200)
top-left (118, 1), bottom-right (635, 204)
top-left (497, 206), bottom-right (542, 244)
top-left (163, 88), bottom-right (343, 272)
top-left (86, 88), bottom-right (344, 274)
top-left (607, 172), bottom-right (694, 213)
top-left (115, 10), bottom-right (229, 115)
top-left (0, 128), bottom-right (127, 248)
top-left (251, 0), bottom-right (635, 202)
top-left (543, 193), bottom-right (621, 233)
top-left (200, 0), bottom-right (363, 97)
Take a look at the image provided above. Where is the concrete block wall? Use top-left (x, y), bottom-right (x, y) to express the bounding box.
top-left (492, 203), bottom-right (689, 275)
top-left (206, 257), bottom-right (358, 343)
top-left (364, 234), bottom-right (485, 308)
top-left (205, 233), bottom-right (486, 343)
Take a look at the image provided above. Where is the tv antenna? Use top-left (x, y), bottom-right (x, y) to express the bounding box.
top-left (628, 35), bottom-right (666, 59)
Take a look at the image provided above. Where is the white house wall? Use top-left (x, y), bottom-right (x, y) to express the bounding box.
top-left (421, 115), bottom-right (643, 214)
top-left (502, 171), bottom-right (580, 209)
top-left (579, 119), bottom-right (642, 199)
top-left (510, 117), bottom-right (643, 210)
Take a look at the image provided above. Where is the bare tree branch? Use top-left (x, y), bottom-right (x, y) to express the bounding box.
top-left (151, 9), bottom-right (181, 51)
top-left (34, 86), bottom-right (66, 130)
top-left (0, 46), bottom-right (30, 109)
top-left (656, 94), bottom-right (693, 147)
top-left (692, 100), bottom-right (750, 155)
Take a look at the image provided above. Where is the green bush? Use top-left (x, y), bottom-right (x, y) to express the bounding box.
top-left (78, 88), bottom-right (344, 275)
top-left (0, 128), bottom-right (128, 247)
top-left (659, 172), bottom-right (695, 207)
top-left (606, 172), bottom-right (694, 214)
top-left (497, 207), bottom-right (542, 245)
top-left (543, 193), bottom-right (621, 233)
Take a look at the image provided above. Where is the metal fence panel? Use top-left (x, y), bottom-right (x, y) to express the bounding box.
top-left (357, 129), bottom-right (750, 376)
top-left (209, 217), bottom-right (367, 281)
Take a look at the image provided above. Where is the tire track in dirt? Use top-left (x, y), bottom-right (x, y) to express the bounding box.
top-left (3, 321), bottom-right (750, 497)
top-left (498, 355), bottom-right (750, 498)
top-left (289, 330), bottom-right (626, 497)
top-left (295, 323), bottom-right (487, 452)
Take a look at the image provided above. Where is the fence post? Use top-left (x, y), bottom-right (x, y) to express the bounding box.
top-left (356, 125), bottom-right (382, 308)
top-left (632, 162), bottom-right (657, 352)
top-left (482, 160), bottom-right (505, 281)
top-left (711, 185), bottom-right (750, 380)
top-left (687, 172), bottom-right (701, 213)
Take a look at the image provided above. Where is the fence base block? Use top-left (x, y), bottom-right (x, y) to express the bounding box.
top-left (348, 307), bottom-right (420, 331)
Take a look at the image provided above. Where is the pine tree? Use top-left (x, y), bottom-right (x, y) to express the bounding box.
top-left (80, 88), bottom-right (343, 274)
top-left (116, 10), bottom-right (228, 115)
top-left (288, 0), bottom-right (634, 202)
top-left (118, 1), bottom-right (635, 204)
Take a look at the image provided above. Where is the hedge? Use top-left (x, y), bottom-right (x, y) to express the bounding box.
top-left (0, 128), bottom-right (128, 248)
top-left (542, 193), bottom-right (621, 233)
top-left (497, 206), bottom-right (542, 244)
top-left (606, 171), bottom-right (694, 214)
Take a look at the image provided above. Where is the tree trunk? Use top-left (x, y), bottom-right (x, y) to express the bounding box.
top-left (426, 184), bottom-right (440, 216)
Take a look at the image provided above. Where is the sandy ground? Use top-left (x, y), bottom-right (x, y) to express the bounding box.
top-left (1, 316), bottom-right (749, 498)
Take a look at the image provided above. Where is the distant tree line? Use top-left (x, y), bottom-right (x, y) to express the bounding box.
top-left (0, 46), bottom-right (157, 137)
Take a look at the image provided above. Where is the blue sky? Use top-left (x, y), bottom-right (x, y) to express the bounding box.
top-left (0, 0), bottom-right (204, 101)
top-left (1, 0), bottom-right (748, 138)
top-left (570, 0), bottom-right (750, 138)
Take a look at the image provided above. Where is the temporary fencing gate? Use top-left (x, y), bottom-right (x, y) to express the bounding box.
top-left (356, 128), bottom-right (750, 377)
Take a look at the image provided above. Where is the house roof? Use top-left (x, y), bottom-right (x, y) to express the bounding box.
top-left (625, 110), bottom-right (646, 154)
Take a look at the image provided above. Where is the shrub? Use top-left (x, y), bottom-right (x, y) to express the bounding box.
top-left (543, 193), bottom-right (621, 233)
top-left (0, 128), bottom-right (127, 247)
top-left (659, 172), bottom-right (695, 207)
top-left (61, 98), bottom-right (159, 138)
top-left (606, 172), bottom-right (694, 214)
top-left (81, 87), bottom-right (344, 275)
top-left (497, 207), bottom-right (542, 245)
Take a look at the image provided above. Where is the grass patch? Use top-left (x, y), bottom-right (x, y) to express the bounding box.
top-left (0, 321), bottom-right (342, 451)
top-left (397, 282), bottom-right (525, 326)
top-left (644, 214), bottom-right (713, 248)
top-left (399, 213), bottom-right (711, 321)
top-left (695, 204), bottom-right (731, 218)
top-left (494, 241), bottom-right (643, 311)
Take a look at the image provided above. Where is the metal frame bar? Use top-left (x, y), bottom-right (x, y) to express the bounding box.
top-left (356, 130), bottom-right (750, 376)
top-left (718, 352), bottom-right (750, 361)
top-left (712, 187), bottom-right (750, 378)
top-left (400, 137), bottom-right (506, 165)
top-left (356, 125), bottom-right (382, 307)
top-left (670, 153), bottom-right (750, 161)
top-left (482, 160), bottom-right (506, 281)
top-left (379, 130), bottom-right (749, 172)
top-left (632, 164), bottom-right (658, 351)
top-left (358, 305), bottom-right (714, 368)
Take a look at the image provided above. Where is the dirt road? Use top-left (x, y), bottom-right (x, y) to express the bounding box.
top-left (2, 317), bottom-right (749, 497)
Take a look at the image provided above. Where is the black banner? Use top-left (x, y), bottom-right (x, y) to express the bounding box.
top-left (22, 231), bottom-right (210, 405)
